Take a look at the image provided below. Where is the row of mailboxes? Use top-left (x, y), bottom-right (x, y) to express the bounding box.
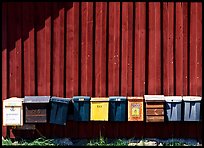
top-left (3, 95), bottom-right (202, 126)
top-left (72, 96), bottom-right (142, 122)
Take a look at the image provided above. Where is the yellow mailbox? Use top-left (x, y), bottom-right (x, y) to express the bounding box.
top-left (90, 97), bottom-right (109, 121)
top-left (3, 97), bottom-right (24, 126)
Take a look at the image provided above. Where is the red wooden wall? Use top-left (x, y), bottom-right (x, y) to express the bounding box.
top-left (1, 2), bottom-right (202, 140)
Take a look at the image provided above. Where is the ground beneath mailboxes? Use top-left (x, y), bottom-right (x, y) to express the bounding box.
top-left (2, 136), bottom-right (202, 146)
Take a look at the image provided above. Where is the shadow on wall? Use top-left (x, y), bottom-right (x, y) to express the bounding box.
top-left (2, 2), bottom-right (73, 52)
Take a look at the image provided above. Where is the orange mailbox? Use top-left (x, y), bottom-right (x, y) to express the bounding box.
top-left (127, 97), bottom-right (144, 121)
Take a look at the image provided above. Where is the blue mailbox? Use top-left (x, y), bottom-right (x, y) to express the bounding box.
top-left (49, 97), bottom-right (71, 125)
top-left (73, 96), bottom-right (90, 121)
top-left (183, 96), bottom-right (201, 121)
top-left (109, 96), bottom-right (127, 121)
top-left (165, 96), bottom-right (182, 121)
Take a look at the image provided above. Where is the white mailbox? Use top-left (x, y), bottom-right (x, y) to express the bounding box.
top-left (3, 97), bottom-right (24, 126)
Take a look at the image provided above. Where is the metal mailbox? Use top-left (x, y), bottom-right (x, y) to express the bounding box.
top-left (109, 96), bottom-right (127, 121)
top-left (144, 95), bottom-right (165, 122)
top-left (127, 97), bottom-right (144, 121)
top-left (90, 97), bottom-right (109, 121)
top-left (183, 96), bottom-right (202, 121)
top-left (165, 96), bottom-right (182, 121)
top-left (3, 97), bottom-right (24, 126)
top-left (73, 96), bottom-right (90, 121)
top-left (24, 96), bottom-right (50, 123)
top-left (49, 97), bottom-right (72, 125)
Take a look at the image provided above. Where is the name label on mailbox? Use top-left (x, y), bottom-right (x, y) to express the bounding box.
top-left (97, 105), bottom-right (102, 108)
top-left (79, 98), bottom-right (84, 101)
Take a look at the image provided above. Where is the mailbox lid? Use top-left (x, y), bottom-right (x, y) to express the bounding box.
top-left (24, 96), bottom-right (50, 103)
top-left (90, 97), bottom-right (109, 102)
top-left (109, 96), bottom-right (126, 101)
top-left (50, 97), bottom-right (71, 104)
top-left (73, 96), bottom-right (90, 101)
top-left (165, 96), bottom-right (182, 102)
top-left (3, 97), bottom-right (24, 106)
top-left (144, 95), bottom-right (165, 102)
top-left (127, 96), bottom-right (143, 101)
top-left (183, 96), bottom-right (202, 101)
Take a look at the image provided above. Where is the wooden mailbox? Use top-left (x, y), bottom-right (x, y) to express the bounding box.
top-left (144, 95), bottom-right (165, 122)
top-left (24, 96), bottom-right (50, 123)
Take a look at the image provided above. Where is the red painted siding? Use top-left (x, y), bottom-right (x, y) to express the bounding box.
top-left (1, 2), bottom-right (202, 139)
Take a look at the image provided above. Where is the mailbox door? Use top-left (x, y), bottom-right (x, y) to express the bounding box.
top-left (166, 102), bottom-right (182, 121)
top-left (50, 102), bottom-right (69, 125)
top-left (73, 101), bottom-right (90, 121)
top-left (25, 103), bottom-right (48, 123)
top-left (3, 106), bottom-right (22, 126)
top-left (109, 101), bottom-right (126, 121)
top-left (90, 102), bottom-right (109, 121)
top-left (146, 102), bottom-right (164, 122)
top-left (80, 102), bottom-right (90, 121)
top-left (128, 101), bottom-right (143, 121)
top-left (184, 101), bottom-right (201, 121)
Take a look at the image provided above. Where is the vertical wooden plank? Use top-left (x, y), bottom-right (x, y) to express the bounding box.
top-left (145, 123), bottom-right (166, 138)
top-left (163, 123), bottom-right (174, 138)
top-left (95, 2), bottom-right (107, 97)
top-left (35, 2), bottom-right (51, 96)
top-left (7, 3), bottom-right (22, 138)
top-left (15, 3), bottom-right (22, 98)
top-left (2, 2), bottom-right (8, 138)
top-left (108, 2), bottom-right (121, 138)
top-left (81, 2), bottom-right (93, 96)
top-left (65, 2), bottom-right (78, 138)
top-left (108, 2), bottom-right (120, 96)
top-left (182, 2), bottom-right (189, 96)
top-left (148, 2), bottom-right (161, 94)
top-left (162, 2), bottom-right (176, 139)
top-left (196, 3), bottom-right (202, 97)
top-left (134, 2), bottom-right (146, 96)
top-left (175, 2), bottom-right (184, 95)
top-left (23, 2), bottom-right (35, 96)
top-left (189, 2), bottom-right (202, 96)
top-left (120, 2), bottom-right (133, 138)
top-left (44, 3), bottom-right (52, 97)
top-left (66, 2), bottom-right (79, 97)
top-left (52, 3), bottom-right (65, 97)
top-left (2, 3), bottom-right (8, 99)
top-left (94, 2), bottom-right (108, 137)
top-left (8, 3), bottom-right (22, 98)
top-left (7, 3), bottom-right (15, 97)
top-left (121, 2), bottom-right (133, 96)
top-left (162, 2), bottom-right (174, 96)
top-left (7, 3), bottom-right (21, 98)
top-left (79, 2), bottom-right (93, 138)
top-left (51, 2), bottom-right (65, 137)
